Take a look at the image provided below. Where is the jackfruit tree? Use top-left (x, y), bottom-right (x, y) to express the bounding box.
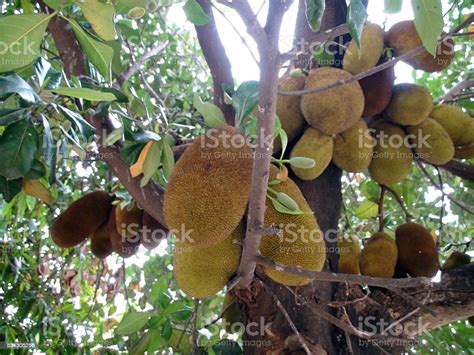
top-left (1, 0), bottom-right (473, 354)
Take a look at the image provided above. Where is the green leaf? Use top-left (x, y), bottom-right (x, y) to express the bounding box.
top-left (42, 0), bottom-right (74, 9)
top-left (65, 18), bottom-right (113, 81)
top-left (25, 159), bottom-right (46, 179)
top-left (40, 115), bottom-right (54, 172)
top-left (183, 0), bottom-right (209, 26)
top-left (305, 0), bottom-right (325, 32)
top-left (347, 0), bottom-right (368, 49)
top-left (0, 176), bottom-right (22, 202)
top-left (411, 0), bottom-right (443, 56)
top-left (51, 87), bottom-right (116, 101)
top-left (104, 127), bottom-right (123, 146)
top-left (0, 73), bottom-right (40, 103)
top-left (140, 140), bottom-right (161, 187)
top-left (269, 196), bottom-right (307, 216)
top-left (128, 7), bottom-right (146, 19)
top-left (355, 200), bottom-right (379, 219)
top-left (161, 139), bottom-right (175, 180)
top-left (129, 330), bottom-right (152, 354)
top-left (361, 181), bottom-right (380, 203)
top-left (278, 128), bottom-right (288, 160)
top-left (115, 0), bottom-right (146, 14)
top-left (289, 156), bottom-right (316, 169)
top-left (276, 192), bottom-right (299, 211)
top-left (120, 142), bottom-right (145, 166)
top-left (79, 0), bottom-right (117, 41)
top-left (193, 94), bottom-right (227, 128)
top-left (0, 119), bottom-right (38, 179)
top-left (0, 13), bottom-right (55, 73)
top-left (108, 40), bottom-right (125, 75)
top-left (0, 108), bottom-right (29, 126)
top-left (232, 81), bottom-right (259, 124)
top-left (384, 0), bottom-right (403, 13)
top-left (115, 311), bottom-right (151, 336)
top-left (162, 320), bottom-right (172, 341)
top-left (57, 105), bottom-right (95, 139)
top-left (212, 339), bottom-right (243, 355)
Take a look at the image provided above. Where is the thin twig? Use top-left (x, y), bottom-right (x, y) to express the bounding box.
top-left (378, 185), bottom-right (386, 232)
top-left (80, 261), bottom-right (104, 322)
top-left (382, 185), bottom-right (413, 222)
top-left (381, 307), bottom-right (420, 336)
top-left (191, 299), bottom-right (199, 354)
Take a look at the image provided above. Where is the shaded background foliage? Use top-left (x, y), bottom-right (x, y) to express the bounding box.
top-left (0, 0), bottom-right (472, 353)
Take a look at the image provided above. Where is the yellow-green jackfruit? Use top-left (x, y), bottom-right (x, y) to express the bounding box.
top-left (359, 232), bottom-right (398, 278)
top-left (332, 119), bottom-right (373, 172)
top-left (430, 105), bottom-right (474, 147)
top-left (164, 126), bottom-right (253, 247)
top-left (290, 127), bottom-right (333, 180)
top-left (338, 235), bottom-right (361, 274)
top-left (386, 83), bottom-right (432, 126)
top-left (301, 67), bottom-right (365, 135)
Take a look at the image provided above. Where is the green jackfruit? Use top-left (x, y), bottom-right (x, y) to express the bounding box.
top-left (386, 20), bottom-right (454, 73)
top-left (343, 23), bottom-right (385, 74)
top-left (301, 67), bottom-right (365, 135)
top-left (259, 165), bottom-right (326, 286)
top-left (338, 235), bottom-right (361, 274)
top-left (164, 126), bottom-right (253, 247)
top-left (51, 191), bottom-right (114, 248)
top-left (359, 63), bottom-right (395, 117)
top-left (396, 222), bottom-right (439, 277)
top-left (407, 117), bottom-right (454, 165)
top-left (90, 222), bottom-right (113, 259)
top-left (274, 72), bottom-right (307, 153)
top-left (332, 119), bottom-right (373, 172)
top-left (442, 251), bottom-right (471, 270)
top-left (368, 121), bottom-right (413, 185)
top-left (430, 105), bottom-right (474, 147)
top-left (359, 232), bottom-right (398, 278)
top-left (289, 127), bottom-right (333, 180)
top-left (173, 223), bottom-right (243, 299)
top-left (386, 84), bottom-right (433, 126)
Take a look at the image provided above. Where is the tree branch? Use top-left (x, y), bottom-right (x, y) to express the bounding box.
top-left (439, 78), bottom-right (474, 103)
top-left (195, 0), bottom-right (235, 124)
top-left (437, 160), bottom-right (474, 181)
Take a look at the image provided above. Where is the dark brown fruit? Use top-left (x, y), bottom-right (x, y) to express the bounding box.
top-left (115, 202), bottom-right (143, 239)
top-left (141, 211), bottom-right (168, 250)
top-left (359, 63), bottom-right (395, 117)
top-left (51, 191), bottom-right (114, 248)
top-left (108, 206), bottom-right (140, 257)
top-left (395, 222), bottom-right (439, 277)
top-left (442, 251), bottom-right (471, 270)
top-left (90, 222), bottom-right (113, 259)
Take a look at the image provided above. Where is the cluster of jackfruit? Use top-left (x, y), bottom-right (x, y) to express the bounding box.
top-left (272, 21), bottom-right (467, 185)
top-left (339, 222), bottom-right (440, 279)
top-left (51, 191), bottom-right (167, 258)
top-left (164, 126), bottom-right (326, 297)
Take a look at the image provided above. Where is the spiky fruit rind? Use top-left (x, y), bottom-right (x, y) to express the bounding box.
top-left (333, 119), bottom-right (373, 172)
top-left (274, 73), bottom-right (307, 153)
top-left (173, 224), bottom-right (243, 299)
top-left (407, 118), bottom-right (454, 165)
top-left (164, 126), bottom-right (253, 247)
top-left (386, 20), bottom-right (454, 73)
top-left (301, 67), bottom-right (364, 135)
top-left (141, 211), bottom-right (168, 250)
top-left (359, 64), bottom-right (395, 117)
top-left (338, 235), bottom-right (361, 274)
top-left (343, 23), bottom-right (385, 74)
top-left (108, 206), bottom-right (140, 257)
top-left (442, 251), bottom-right (471, 270)
top-left (260, 166), bottom-right (326, 286)
top-left (51, 191), bottom-right (114, 248)
top-left (290, 127), bottom-right (333, 180)
top-left (91, 222), bottom-right (113, 259)
top-left (386, 84), bottom-right (432, 126)
top-left (395, 222), bottom-right (439, 277)
top-left (430, 105), bottom-right (474, 147)
top-left (368, 121), bottom-right (413, 185)
top-left (359, 232), bottom-right (398, 278)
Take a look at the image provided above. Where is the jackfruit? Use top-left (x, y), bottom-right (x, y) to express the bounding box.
top-left (343, 23), bottom-right (385, 74)
top-left (274, 72), bottom-right (307, 153)
top-left (300, 67), bottom-right (365, 135)
top-left (90, 222), bottom-right (113, 259)
top-left (173, 223), bottom-right (243, 299)
top-left (259, 165), bottom-right (326, 286)
top-left (140, 211), bottom-right (168, 250)
top-left (115, 201), bottom-right (143, 239)
top-left (222, 292), bottom-right (241, 333)
top-left (51, 191), bottom-right (114, 248)
top-left (338, 235), bottom-right (361, 274)
top-left (332, 119), bottom-right (373, 172)
top-left (395, 222), bottom-right (439, 277)
top-left (430, 105), bottom-right (474, 147)
top-left (368, 121), bottom-right (413, 185)
top-left (407, 118), bottom-right (454, 165)
top-left (386, 84), bottom-right (432, 126)
top-left (108, 206), bottom-right (140, 257)
top-left (289, 127), bottom-right (333, 180)
top-left (164, 126), bottom-right (253, 247)
top-left (441, 251), bottom-right (471, 270)
top-left (359, 63), bottom-right (395, 117)
top-left (359, 232), bottom-right (398, 278)
top-left (454, 144), bottom-right (474, 160)
top-left (386, 20), bottom-right (454, 73)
